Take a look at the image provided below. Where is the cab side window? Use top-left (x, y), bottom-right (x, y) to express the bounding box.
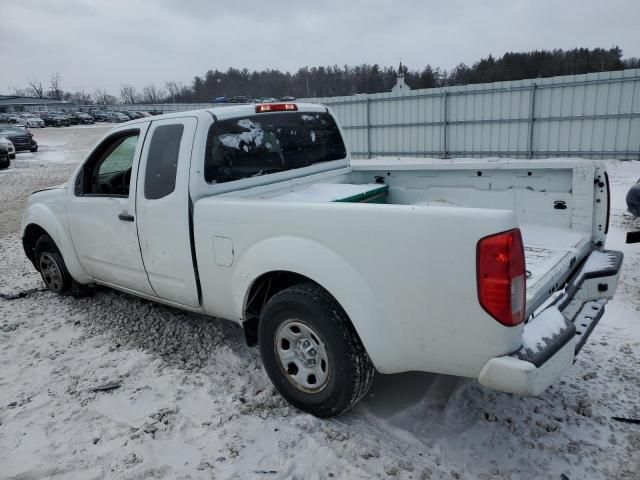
top-left (144, 124), bottom-right (184, 200)
top-left (75, 131), bottom-right (139, 197)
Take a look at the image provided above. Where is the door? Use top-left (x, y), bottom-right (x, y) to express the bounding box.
top-left (67, 123), bottom-right (155, 295)
top-left (136, 117), bottom-right (200, 307)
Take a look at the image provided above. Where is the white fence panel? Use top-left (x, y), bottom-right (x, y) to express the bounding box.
top-left (302, 68), bottom-right (640, 160)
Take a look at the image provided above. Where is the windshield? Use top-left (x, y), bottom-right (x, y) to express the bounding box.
top-left (0, 126), bottom-right (27, 135)
top-left (204, 111), bottom-right (346, 184)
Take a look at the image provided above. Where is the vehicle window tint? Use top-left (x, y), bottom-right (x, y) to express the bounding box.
top-left (204, 112), bottom-right (346, 184)
top-left (144, 124), bottom-right (184, 199)
top-left (78, 132), bottom-right (139, 197)
top-left (98, 136), bottom-right (138, 176)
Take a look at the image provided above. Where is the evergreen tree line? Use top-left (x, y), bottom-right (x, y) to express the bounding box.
top-left (9, 47), bottom-right (640, 105)
top-left (176, 47), bottom-right (640, 102)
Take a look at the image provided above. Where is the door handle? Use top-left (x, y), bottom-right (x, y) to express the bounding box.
top-left (118, 213), bottom-right (135, 222)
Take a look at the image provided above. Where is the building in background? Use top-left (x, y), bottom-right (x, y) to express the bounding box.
top-left (391, 62), bottom-right (411, 94)
top-left (0, 96), bottom-right (68, 113)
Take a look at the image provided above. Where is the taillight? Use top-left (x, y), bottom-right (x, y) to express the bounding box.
top-left (477, 228), bottom-right (526, 326)
top-left (255, 103), bottom-right (297, 113)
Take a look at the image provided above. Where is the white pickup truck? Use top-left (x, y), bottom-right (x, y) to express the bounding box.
top-left (22, 103), bottom-right (622, 417)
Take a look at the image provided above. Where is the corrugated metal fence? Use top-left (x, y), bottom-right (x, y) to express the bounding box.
top-left (301, 68), bottom-right (640, 160)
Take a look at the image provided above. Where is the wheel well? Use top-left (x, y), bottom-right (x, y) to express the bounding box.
top-left (23, 224), bottom-right (49, 265)
top-left (243, 271), bottom-right (319, 346)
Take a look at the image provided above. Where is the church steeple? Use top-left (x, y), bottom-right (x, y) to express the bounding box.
top-left (391, 61), bottom-right (410, 93)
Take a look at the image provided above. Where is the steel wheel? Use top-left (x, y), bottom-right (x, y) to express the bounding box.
top-left (39, 252), bottom-right (64, 292)
top-left (275, 319), bottom-right (330, 393)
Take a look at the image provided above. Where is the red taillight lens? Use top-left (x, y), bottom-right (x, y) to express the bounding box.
top-left (477, 228), bottom-right (526, 326)
top-left (255, 103), bottom-right (298, 113)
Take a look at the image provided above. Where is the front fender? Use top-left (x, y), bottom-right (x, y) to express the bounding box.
top-left (21, 200), bottom-right (91, 284)
top-left (231, 236), bottom-right (394, 372)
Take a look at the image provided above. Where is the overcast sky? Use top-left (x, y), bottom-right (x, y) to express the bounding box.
top-left (2, 0), bottom-right (639, 95)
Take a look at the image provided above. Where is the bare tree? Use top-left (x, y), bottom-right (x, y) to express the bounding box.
top-left (120, 84), bottom-right (138, 104)
top-left (72, 90), bottom-right (92, 104)
top-left (93, 89), bottom-right (116, 105)
top-left (141, 84), bottom-right (165, 103)
top-left (9, 85), bottom-right (29, 97)
top-left (49, 73), bottom-right (62, 99)
top-left (26, 79), bottom-right (45, 98)
top-left (165, 81), bottom-right (183, 103)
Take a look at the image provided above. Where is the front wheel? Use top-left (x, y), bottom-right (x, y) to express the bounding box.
top-left (30, 146), bottom-right (38, 153)
top-left (35, 234), bottom-right (90, 296)
top-left (258, 283), bottom-right (375, 417)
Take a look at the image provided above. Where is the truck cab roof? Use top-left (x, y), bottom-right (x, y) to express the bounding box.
top-left (117, 103), bottom-right (329, 125)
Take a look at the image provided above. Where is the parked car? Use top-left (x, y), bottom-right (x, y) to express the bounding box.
top-left (61, 113), bottom-right (80, 125)
top-left (0, 125), bottom-right (37, 152)
top-left (21, 103), bottom-right (622, 417)
top-left (627, 178), bottom-right (640, 217)
top-left (0, 114), bottom-right (22, 124)
top-left (38, 112), bottom-right (70, 127)
top-left (136, 111), bottom-right (152, 117)
top-left (91, 111), bottom-right (110, 122)
top-left (70, 112), bottom-right (95, 124)
top-left (0, 135), bottom-right (16, 159)
top-left (18, 114), bottom-right (45, 128)
top-left (116, 111), bottom-right (136, 120)
top-left (106, 112), bottom-right (130, 123)
top-left (0, 142), bottom-right (9, 169)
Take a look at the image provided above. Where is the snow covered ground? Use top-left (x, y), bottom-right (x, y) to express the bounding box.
top-left (1, 126), bottom-right (639, 479)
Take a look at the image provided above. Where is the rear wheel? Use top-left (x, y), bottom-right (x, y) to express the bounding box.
top-left (35, 234), bottom-right (90, 296)
top-left (258, 283), bottom-right (375, 417)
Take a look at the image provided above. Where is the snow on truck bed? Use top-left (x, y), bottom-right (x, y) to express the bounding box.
top-left (269, 183), bottom-right (386, 203)
top-left (520, 224), bottom-right (592, 311)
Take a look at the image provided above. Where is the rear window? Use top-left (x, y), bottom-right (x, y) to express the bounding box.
top-left (204, 111), bottom-right (346, 184)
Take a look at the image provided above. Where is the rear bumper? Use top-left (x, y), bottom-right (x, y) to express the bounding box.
top-left (478, 249), bottom-right (622, 395)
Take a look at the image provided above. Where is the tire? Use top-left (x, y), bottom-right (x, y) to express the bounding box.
top-left (258, 283), bottom-right (375, 417)
top-left (10, 154), bottom-right (15, 160)
top-left (0, 155), bottom-right (9, 169)
top-left (35, 234), bottom-right (90, 296)
top-left (30, 146), bottom-right (38, 153)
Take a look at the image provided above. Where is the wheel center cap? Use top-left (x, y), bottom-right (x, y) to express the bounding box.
top-left (295, 337), bottom-right (317, 366)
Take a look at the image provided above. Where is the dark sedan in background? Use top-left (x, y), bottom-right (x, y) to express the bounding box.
top-left (38, 112), bottom-right (70, 127)
top-left (0, 125), bottom-right (38, 153)
top-left (71, 112), bottom-right (95, 124)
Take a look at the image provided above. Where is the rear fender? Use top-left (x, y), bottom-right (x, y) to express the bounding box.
top-left (233, 236), bottom-right (393, 371)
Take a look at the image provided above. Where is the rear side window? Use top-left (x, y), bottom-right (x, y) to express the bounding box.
top-left (144, 124), bottom-right (184, 199)
top-left (204, 112), bottom-right (346, 184)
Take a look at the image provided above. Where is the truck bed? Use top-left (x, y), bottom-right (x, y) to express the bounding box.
top-left (217, 158), bottom-right (604, 319)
